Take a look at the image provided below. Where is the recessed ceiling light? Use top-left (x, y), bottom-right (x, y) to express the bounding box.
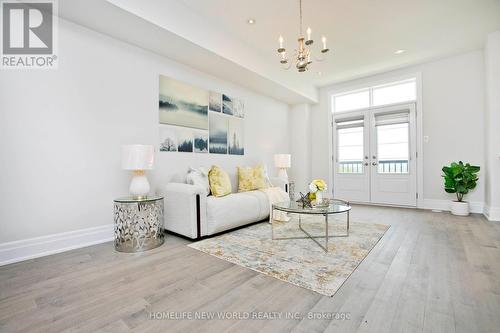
top-left (247, 18), bottom-right (255, 24)
top-left (394, 49), bottom-right (406, 54)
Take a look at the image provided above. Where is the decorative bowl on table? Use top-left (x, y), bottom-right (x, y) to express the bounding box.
top-left (313, 198), bottom-right (330, 208)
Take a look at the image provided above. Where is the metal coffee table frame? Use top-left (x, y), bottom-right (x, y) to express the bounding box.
top-left (271, 199), bottom-right (351, 253)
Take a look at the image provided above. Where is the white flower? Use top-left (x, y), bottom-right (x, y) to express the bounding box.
top-left (309, 182), bottom-right (318, 193)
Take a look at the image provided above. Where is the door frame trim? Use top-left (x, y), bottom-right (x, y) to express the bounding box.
top-left (328, 72), bottom-right (424, 208)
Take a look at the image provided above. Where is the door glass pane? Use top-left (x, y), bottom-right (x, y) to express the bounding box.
top-left (376, 123), bottom-right (409, 173)
top-left (372, 80), bottom-right (416, 106)
top-left (334, 90), bottom-right (369, 113)
top-left (337, 127), bottom-right (364, 173)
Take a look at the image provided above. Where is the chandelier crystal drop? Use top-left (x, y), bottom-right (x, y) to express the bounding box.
top-left (277, 0), bottom-right (330, 72)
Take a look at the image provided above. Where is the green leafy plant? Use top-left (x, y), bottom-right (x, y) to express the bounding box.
top-left (442, 161), bottom-right (480, 202)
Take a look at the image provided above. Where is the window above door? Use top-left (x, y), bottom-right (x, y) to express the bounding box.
top-left (332, 78), bottom-right (416, 113)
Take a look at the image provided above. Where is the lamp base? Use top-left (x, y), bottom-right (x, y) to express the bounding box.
top-left (277, 168), bottom-right (289, 183)
top-left (129, 170), bottom-right (150, 199)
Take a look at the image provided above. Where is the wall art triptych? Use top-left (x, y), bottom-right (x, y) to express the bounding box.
top-left (159, 75), bottom-right (244, 155)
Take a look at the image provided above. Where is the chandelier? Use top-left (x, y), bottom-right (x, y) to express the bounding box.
top-left (277, 0), bottom-right (330, 72)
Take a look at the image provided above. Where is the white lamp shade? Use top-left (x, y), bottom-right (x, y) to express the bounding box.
top-left (122, 145), bottom-right (154, 170)
top-left (274, 154), bottom-right (291, 168)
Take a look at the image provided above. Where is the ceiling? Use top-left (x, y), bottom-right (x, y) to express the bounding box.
top-left (180, 0), bottom-right (500, 86)
top-left (61, 0), bottom-right (500, 104)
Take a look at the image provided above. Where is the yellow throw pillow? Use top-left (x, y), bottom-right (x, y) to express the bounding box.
top-left (238, 165), bottom-right (268, 192)
top-left (208, 165), bottom-right (232, 197)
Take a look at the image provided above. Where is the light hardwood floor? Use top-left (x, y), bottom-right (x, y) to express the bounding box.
top-left (1, 205), bottom-right (499, 332)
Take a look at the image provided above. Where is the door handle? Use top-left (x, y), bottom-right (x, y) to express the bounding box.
top-left (372, 162), bottom-right (378, 166)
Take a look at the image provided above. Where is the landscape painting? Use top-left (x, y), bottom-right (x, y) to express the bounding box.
top-left (159, 125), bottom-right (178, 152)
top-left (176, 127), bottom-right (194, 152)
top-left (159, 75), bottom-right (209, 130)
top-left (193, 130), bottom-right (208, 153)
top-left (209, 91), bottom-right (222, 112)
top-left (228, 118), bottom-right (244, 155)
top-left (233, 98), bottom-right (245, 118)
top-left (158, 75), bottom-right (244, 155)
top-left (222, 94), bottom-right (234, 116)
top-left (209, 113), bottom-right (228, 154)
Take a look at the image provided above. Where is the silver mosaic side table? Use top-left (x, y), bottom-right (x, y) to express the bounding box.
top-left (113, 196), bottom-right (165, 252)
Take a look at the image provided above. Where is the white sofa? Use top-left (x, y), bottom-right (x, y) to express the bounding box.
top-left (161, 171), bottom-right (287, 239)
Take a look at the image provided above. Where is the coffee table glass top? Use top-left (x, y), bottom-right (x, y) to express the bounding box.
top-left (273, 199), bottom-right (351, 214)
top-left (114, 196), bottom-right (163, 203)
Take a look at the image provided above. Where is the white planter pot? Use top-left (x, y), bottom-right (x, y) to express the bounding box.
top-left (450, 201), bottom-right (469, 216)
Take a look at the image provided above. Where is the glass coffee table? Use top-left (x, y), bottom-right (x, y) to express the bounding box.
top-left (271, 199), bottom-right (351, 253)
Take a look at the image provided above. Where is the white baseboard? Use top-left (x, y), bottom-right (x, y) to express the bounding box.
top-left (0, 224), bottom-right (114, 266)
top-left (421, 199), bottom-right (484, 214)
top-left (484, 205), bottom-right (500, 222)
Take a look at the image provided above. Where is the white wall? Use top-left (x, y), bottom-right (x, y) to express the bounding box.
top-left (484, 31), bottom-right (500, 220)
top-left (288, 104), bottom-right (311, 195)
top-left (0, 19), bottom-right (290, 243)
top-left (310, 50), bottom-right (486, 206)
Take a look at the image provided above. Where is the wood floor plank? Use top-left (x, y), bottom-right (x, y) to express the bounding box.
top-left (356, 221), bottom-right (420, 332)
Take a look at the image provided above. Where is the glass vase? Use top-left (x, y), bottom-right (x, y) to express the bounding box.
top-left (315, 190), bottom-right (323, 203)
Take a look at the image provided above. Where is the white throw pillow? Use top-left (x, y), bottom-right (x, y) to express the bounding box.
top-left (186, 167), bottom-right (210, 196)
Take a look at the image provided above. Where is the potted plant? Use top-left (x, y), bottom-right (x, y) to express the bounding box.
top-left (442, 161), bottom-right (480, 216)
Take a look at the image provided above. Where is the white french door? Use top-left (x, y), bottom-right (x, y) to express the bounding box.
top-left (333, 112), bottom-right (370, 203)
top-left (333, 103), bottom-right (417, 207)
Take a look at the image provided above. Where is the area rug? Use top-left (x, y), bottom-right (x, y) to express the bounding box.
top-left (188, 217), bottom-right (390, 296)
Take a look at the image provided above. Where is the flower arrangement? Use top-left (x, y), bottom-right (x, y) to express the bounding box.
top-left (308, 179), bottom-right (327, 201)
top-left (309, 179), bottom-right (327, 193)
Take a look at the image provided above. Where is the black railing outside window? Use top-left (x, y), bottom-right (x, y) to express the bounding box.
top-left (378, 160), bottom-right (409, 173)
top-left (339, 160), bottom-right (409, 174)
top-left (338, 161), bottom-right (363, 173)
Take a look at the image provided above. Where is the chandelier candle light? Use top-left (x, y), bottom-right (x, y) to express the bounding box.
top-left (277, 0), bottom-right (330, 72)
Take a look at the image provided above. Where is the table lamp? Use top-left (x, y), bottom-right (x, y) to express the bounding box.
top-left (122, 145), bottom-right (154, 199)
top-left (274, 154), bottom-right (291, 182)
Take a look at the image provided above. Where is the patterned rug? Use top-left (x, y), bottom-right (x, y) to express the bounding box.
top-left (188, 217), bottom-right (390, 296)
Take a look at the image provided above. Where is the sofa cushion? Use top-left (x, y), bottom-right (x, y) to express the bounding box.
top-left (237, 165), bottom-right (268, 192)
top-left (206, 190), bottom-right (269, 234)
top-left (208, 165), bottom-right (232, 197)
top-left (186, 167), bottom-right (210, 196)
